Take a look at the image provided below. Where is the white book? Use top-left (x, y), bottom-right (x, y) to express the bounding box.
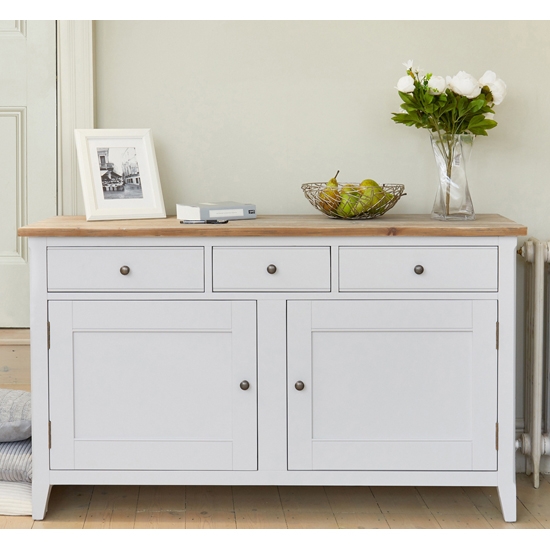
top-left (176, 201), bottom-right (256, 221)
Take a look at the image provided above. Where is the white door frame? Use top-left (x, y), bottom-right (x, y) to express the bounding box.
top-left (56, 20), bottom-right (95, 216)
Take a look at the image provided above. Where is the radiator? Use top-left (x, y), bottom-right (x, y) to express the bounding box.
top-left (517, 239), bottom-right (550, 488)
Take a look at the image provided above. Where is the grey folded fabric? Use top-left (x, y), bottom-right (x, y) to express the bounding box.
top-left (0, 389), bottom-right (31, 442)
top-left (0, 438), bottom-right (32, 482)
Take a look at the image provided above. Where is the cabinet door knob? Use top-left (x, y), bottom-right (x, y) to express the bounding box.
top-left (414, 265), bottom-right (424, 275)
top-left (295, 381), bottom-right (305, 391)
top-left (267, 264), bottom-right (277, 274)
top-left (120, 266), bottom-right (130, 275)
top-left (240, 380), bottom-right (250, 390)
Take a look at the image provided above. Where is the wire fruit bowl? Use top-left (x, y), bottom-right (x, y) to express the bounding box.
top-left (301, 182), bottom-right (405, 220)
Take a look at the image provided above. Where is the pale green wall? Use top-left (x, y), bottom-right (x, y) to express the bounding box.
top-left (94, 20), bottom-right (548, 240)
top-left (94, 21), bottom-right (550, 461)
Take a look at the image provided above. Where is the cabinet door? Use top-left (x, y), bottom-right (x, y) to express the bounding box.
top-left (49, 300), bottom-right (257, 471)
top-left (288, 300), bottom-right (497, 471)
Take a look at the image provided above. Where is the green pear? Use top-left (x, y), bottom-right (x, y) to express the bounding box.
top-left (356, 179), bottom-right (385, 214)
top-left (336, 183), bottom-right (361, 218)
top-left (327, 170), bottom-right (340, 187)
top-left (359, 178), bottom-right (379, 189)
top-left (378, 190), bottom-right (394, 211)
top-left (318, 170), bottom-right (341, 214)
top-left (363, 180), bottom-right (395, 214)
top-left (355, 188), bottom-right (377, 214)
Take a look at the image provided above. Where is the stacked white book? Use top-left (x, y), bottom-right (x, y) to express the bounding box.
top-left (176, 201), bottom-right (256, 221)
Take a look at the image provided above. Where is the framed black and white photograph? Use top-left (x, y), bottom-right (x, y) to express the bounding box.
top-left (74, 128), bottom-right (166, 221)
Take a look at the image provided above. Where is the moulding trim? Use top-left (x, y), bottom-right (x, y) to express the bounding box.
top-left (57, 20), bottom-right (95, 216)
top-left (0, 107), bottom-right (27, 264)
top-left (0, 20), bottom-right (27, 38)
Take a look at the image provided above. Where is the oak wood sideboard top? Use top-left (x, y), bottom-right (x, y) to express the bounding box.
top-left (18, 214), bottom-right (527, 238)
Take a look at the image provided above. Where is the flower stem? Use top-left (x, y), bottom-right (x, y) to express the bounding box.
top-left (445, 137), bottom-right (455, 217)
top-left (430, 126), bottom-right (454, 217)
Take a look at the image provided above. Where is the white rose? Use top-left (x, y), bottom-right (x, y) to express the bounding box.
top-left (448, 71), bottom-right (482, 99)
top-left (479, 70), bottom-right (507, 105)
top-left (490, 78), bottom-right (507, 105)
top-left (396, 75), bottom-right (415, 93)
top-left (479, 70), bottom-right (497, 87)
top-left (427, 75), bottom-right (446, 95)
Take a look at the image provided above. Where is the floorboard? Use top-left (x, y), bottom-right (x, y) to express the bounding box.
top-left (134, 486), bottom-right (186, 529)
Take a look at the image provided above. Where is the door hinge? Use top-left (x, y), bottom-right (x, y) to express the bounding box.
top-left (48, 421), bottom-right (52, 449)
top-left (496, 321), bottom-right (499, 350)
top-left (496, 422), bottom-right (499, 451)
top-left (47, 321), bottom-right (50, 350)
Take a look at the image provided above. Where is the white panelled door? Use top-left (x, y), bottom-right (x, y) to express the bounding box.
top-left (0, 21), bottom-right (56, 326)
top-left (48, 300), bottom-right (258, 471)
top-left (288, 300), bottom-right (498, 471)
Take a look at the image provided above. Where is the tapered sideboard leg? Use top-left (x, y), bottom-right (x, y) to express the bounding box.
top-left (497, 481), bottom-right (517, 522)
top-left (32, 480), bottom-right (51, 520)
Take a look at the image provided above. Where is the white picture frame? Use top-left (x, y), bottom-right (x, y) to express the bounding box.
top-left (74, 128), bottom-right (166, 221)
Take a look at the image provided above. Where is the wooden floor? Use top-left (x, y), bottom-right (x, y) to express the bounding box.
top-left (1, 329), bottom-right (549, 529)
top-left (0, 476), bottom-right (548, 529)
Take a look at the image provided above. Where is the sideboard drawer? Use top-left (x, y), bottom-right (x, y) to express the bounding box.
top-left (47, 247), bottom-right (204, 292)
top-left (339, 246), bottom-right (498, 292)
top-left (213, 247), bottom-right (331, 291)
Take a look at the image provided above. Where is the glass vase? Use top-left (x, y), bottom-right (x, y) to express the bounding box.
top-left (429, 131), bottom-right (475, 221)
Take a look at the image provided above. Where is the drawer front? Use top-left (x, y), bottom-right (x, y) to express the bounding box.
top-left (213, 247), bottom-right (331, 292)
top-left (339, 246), bottom-right (498, 292)
top-left (47, 247), bottom-right (204, 292)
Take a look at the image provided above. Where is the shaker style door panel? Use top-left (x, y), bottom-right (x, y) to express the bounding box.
top-left (48, 300), bottom-right (257, 471)
top-left (287, 300), bottom-right (497, 471)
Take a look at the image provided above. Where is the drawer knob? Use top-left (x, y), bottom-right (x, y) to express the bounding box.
top-left (120, 266), bottom-right (130, 275)
top-left (295, 381), bottom-right (305, 391)
top-left (240, 380), bottom-right (250, 390)
top-left (414, 265), bottom-right (424, 275)
top-left (267, 264), bottom-right (277, 274)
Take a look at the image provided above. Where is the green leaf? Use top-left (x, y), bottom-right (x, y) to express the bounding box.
top-left (401, 103), bottom-right (419, 114)
top-left (398, 91), bottom-right (416, 105)
top-left (468, 114), bottom-right (487, 127)
top-left (423, 103), bottom-right (434, 114)
top-left (467, 99), bottom-right (486, 113)
top-left (457, 96), bottom-right (470, 117)
top-left (440, 93), bottom-right (457, 113)
top-left (467, 116), bottom-right (498, 133)
top-left (468, 127), bottom-right (489, 136)
top-left (439, 103), bottom-right (455, 117)
top-left (391, 113), bottom-right (419, 126)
